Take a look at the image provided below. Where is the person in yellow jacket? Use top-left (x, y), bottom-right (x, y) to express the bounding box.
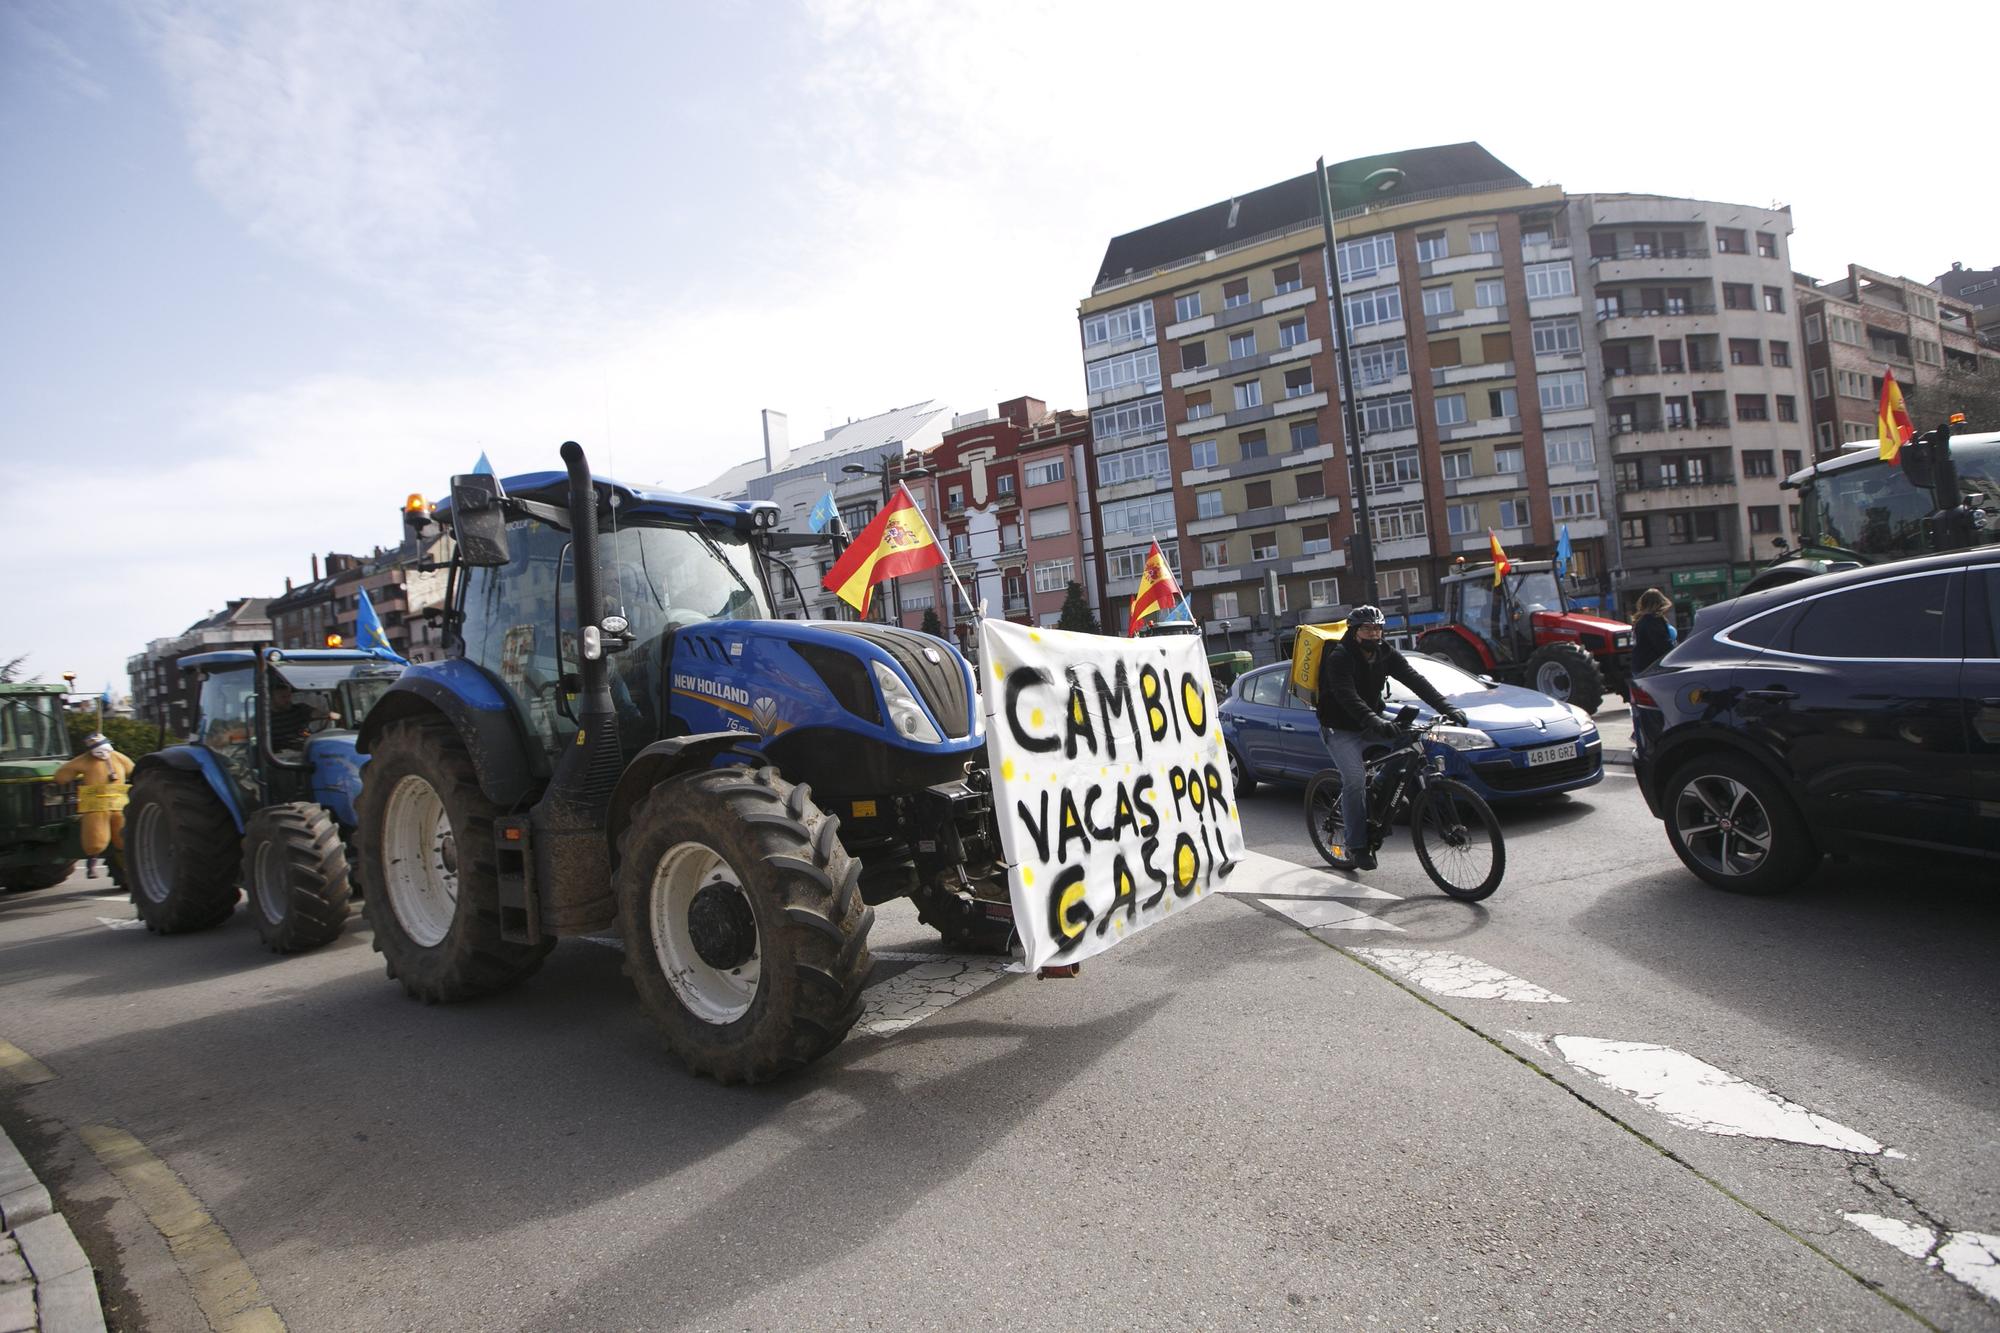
top-left (54, 733), bottom-right (135, 874)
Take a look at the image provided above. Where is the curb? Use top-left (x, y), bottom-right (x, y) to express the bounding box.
top-left (1605, 748), bottom-right (1634, 768)
top-left (0, 1123), bottom-right (106, 1333)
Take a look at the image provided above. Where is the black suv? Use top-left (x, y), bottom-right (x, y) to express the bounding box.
top-left (1632, 548), bottom-right (2000, 892)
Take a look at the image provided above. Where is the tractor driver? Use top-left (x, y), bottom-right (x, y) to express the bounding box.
top-left (1314, 605), bottom-right (1467, 871)
top-left (268, 680), bottom-right (319, 756)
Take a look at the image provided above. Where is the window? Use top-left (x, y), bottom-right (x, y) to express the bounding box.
top-left (996, 474), bottom-right (1014, 496)
top-left (1353, 341), bottom-right (1409, 386)
top-left (1093, 396), bottom-right (1165, 444)
top-left (1174, 292), bottom-right (1202, 323)
top-left (1788, 575), bottom-right (1951, 659)
top-left (1488, 387), bottom-right (1518, 419)
top-left (1836, 370), bottom-right (1870, 399)
top-left (1278, 317), bottom-right (1309, 348)
top-left (1620, 516), bottom-right (1648, 546)
top-left (1360, 394), bottom-right (1415, 433)
top-left (1345, 287), bottom-right (1403, 328)
top-left (1435, 393), bottom-right (1468, 426)
top-left (1180, 341), bottom-right (1208, 371)
top-left (1308, 577), bottom-right (1340, 606)
top-left (1107, 543), bottom-right (1179, 581)
top-left (1658, 460), bottom-right (1682, 486)
top-left (1211, 591), bottom-right (1240, 620)
top-left (1830, 316), bottom-right (1864, 346)
top-left (1289, 420), bottom-right (1320, 451)
top-left (1446, 503), bottom-right (1479, 536)
top-left (1284, 367), bottom-right (1314, 398)
top-left (1769, 340), bottom-right (1791, 367)
top-left (1842, 421), bottom-right (1873, 443)
top-left (1027, 504), bottom-right (1070, 538)
top-left (1238, 430), bottom-right (1268, 460)
top-left (1539, 370), bottom-right (1589, 410)
top-left (901, 589), bottom-right (934, 612)
top-left (1544, 426), bottom-right (1594, 467)
top-left (1613, 459), bottom-right (1641, 489)
top-left (1441, 450), bottom-right (1473, 480)
top-left (1201, 539), bottom-right (1229, 569)
top-left (1295, 469), bottom-right (1325, 500)
top-left (1722, 283), bottom-right (1753, 311)
top-left (1372, 503), bottom-right (1428, 541)
top-left (1096, 443), bottom-right (1169, 486)
top-left (1550, 486), bottom-right (1598, 520)
top-left (1749, 505), bottom-right (1780, 534)
top-left (839, 502), bottom-right (877, 533)
top-left (1185, 390), bottom-right (1214, 420)
top-left (1728, 338), bottom-right (1761, 366)
top-left (1685, 455), bottom-right (1709, 484)
top-left (1083, 300), bottom-right (1155, 348)
top-left (1024, 457), bottom-right (1066, 487)
top-left (1250, 531), bottom-right (1279, 560)
top-left (1189, 439), bottom-right (1218, 470)
top-left (1422, 285), bottom-right (1457, 317)
top-left (1715, 227), bottom-right (1745, 254)
top-left (1742, 450), bottom-right (1775, 477)
top-left (1531, 317), bottom-right (1582, 355)
top-left (1222, 277), bottom-right (1251, 309)
top-left (947, 487), bottom-right (964, 511)
top-left (1474, 279), bottom-right (1507, 308)
top-left (1033, 558), bottom-right (1075, 593)
top-left (1756, 231), bottom-right (1777, 258)
top-left (1379, 566), bottom-right (1424, 604)
top-left (1244, 479), bottom-right (1273, 509)
top-left (1336, 233), bottom-right (1396, 281)
top-left (1762, 287), bottom-right (1785, 314)
top-left (1736, 395), bottom-right (1769, 422)
top-left (1430, 337), bottom-right (1462, 368)
top-left (950, 533), bottom-right (971, 560)
top-left (1782, 449), bottom-right (1802, 474)
top-left (1366, 447), bottom-right (1421, 493)
top-left (1804, 313), bottom-right (1823, 343)
top-left (1776, 396), bottom-right (1797, 423)
top-left (1816, 422), bottom-right (1833, 452)
top-left (1468, 227), bottom-right (1500, 254)
top-left (1915, 338), bottom-right (1940, 366)
top-left (1789, 503), bottom-right (1801, 532)
top-left (1272, 262), bottom-right (1302, 295)
top-left (1234, 380), bottom-right (1262, 411)
top-left (1417, 232), bottom-right (1449, 263)
top-left (1523, 261), bottom-right (1575, 299)
top-left (1086, 346), bottom-right (1161, 396)
top-left (1494, 446), bottom-right (1524, 475)
top-left (1101, 492), bottom-right (1176, 536)
top-left (1228, 329), bottom-right (1256, 360)
top-left (1810, 368), bottom-right (1830, 398)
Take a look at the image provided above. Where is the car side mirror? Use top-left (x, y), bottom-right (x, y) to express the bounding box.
top-left (449, 473), bottom-right (513, 567)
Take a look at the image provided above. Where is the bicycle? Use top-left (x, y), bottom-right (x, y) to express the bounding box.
top-left (1303, 707), bottom-right (1506, 901)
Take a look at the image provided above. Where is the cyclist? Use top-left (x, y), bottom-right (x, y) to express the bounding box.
top-left (1314, 605), bottom-right (1467, 870)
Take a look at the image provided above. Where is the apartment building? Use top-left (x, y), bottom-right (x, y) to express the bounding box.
top-left (1797, 264), bottom-right (1991, 453)
top-left (1567, 196), bottom-right (1811, 609)
top-left (126, 597), bottom-right (272, 736)
top-left (1933, 261), bottom-right (2000, 348)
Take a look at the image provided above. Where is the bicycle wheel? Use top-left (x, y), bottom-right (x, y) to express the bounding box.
top-left (1410, 778), bottom-right (1505, 901)
top-left (1304, 770), bottom-right (1358, 869)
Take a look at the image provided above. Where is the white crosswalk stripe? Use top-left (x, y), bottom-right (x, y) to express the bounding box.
top-left (855, 952), bottom-right (1012, 1037)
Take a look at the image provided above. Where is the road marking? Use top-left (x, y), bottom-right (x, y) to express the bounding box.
top-left (1551, 1036), bottom-right (1887, 1154)
top-left (81, 1124), bottom-right (287, 1332)
top-left (1845, 1214), bottom-right (2000, 1304)
top-left (1352, 948), bottom-right (1568, 1002)
top-left (1255, 897), bottom-right (1405, 932)
top-left (856, 953), bottom-right (1011, 1037)
top-left (0, 1038), bottom-right (55, 1086)
top-left (1222, 849), bottom-right (1398, 899)
top-left (96, 916), bottom-right (144, 930)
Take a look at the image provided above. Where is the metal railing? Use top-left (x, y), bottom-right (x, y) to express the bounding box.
top-left (1588, 247), bottom-right (1710, 264)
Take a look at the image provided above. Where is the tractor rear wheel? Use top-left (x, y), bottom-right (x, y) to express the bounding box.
top-left (1524, 642), bottom-right (1606, 714)
top-left (241, 802), bottom-right (351, 953)
top-left (1, 861), bottom-right (74, 893)
top-left (356, 718), bottom-right (553, 1001)
top-left (126, 768), bottom-right (240, 933)
top-left (1417, 630), bottom-right (1485, 675)
top-left (616, 765), bottom-right (873, 1084)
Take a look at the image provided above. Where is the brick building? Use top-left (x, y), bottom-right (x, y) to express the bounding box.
top-left (1797, 264), bottom-right (1990, 455)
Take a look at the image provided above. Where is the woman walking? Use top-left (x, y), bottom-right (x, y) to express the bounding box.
top-left (1630, 588), bottom-right (1677, 676)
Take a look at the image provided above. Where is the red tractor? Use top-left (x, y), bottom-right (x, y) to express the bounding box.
top-left (1415, 560), bottom-right (1631, 715)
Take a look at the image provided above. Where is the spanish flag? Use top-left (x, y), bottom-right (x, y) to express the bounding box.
top-left (1877, 368), bottom-right (1914, 464)
top-left (821, 483), bottom-right (945, 616)
top-left (1126, 539), bottom-right (1183, 636)
top-left (1488, 530), bottom-right (1512, 587)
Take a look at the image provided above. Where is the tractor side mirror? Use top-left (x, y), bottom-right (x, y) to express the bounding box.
top-left (449, 473), bottom-right (513, 567)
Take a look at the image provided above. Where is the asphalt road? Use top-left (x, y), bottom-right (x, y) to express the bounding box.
top-left (2, 766), bottom-right (1996, 1331)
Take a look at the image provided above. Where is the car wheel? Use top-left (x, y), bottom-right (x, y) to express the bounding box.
top-left (1227, 746), bottom-right (1257, 796)
top-left (1661, 752), bottom-right (1818, 894)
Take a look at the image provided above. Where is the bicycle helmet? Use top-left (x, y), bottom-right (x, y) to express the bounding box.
top-left (1347, 604), bottom-right (1385, 628)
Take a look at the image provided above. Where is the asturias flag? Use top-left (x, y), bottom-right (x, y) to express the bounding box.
top-left (355, 587), bottom-right (408, 663)
top-left (1489, 530), bottom-right (1513, 587)
top-left (807, 489), bottom-right (839, 534)
top-left (1877, 368), bottom-right (1914, 464)
top-left (1555, 524), bottom-right (1572, 577)
top-left (821, 483), bottom-right (943, 615)
top-left (1126, 539), bottom-right (1184, 636)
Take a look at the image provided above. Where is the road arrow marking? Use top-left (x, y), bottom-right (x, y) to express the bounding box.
top-left (1353, 948), bottom-right (1568, 1002)
top-left (96, 917), bottom-right (144, 930)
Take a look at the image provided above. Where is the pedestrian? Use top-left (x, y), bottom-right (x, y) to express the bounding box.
top-left (1631, 588), bottom-right (1677, 676)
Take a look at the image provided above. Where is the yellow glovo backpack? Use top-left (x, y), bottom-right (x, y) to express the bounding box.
top-left (1288, 619), bottom-right (1348, 707)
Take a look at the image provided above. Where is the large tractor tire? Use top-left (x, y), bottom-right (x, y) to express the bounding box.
top-left (1, 861), bottom-right (74, 893)
top-left (126, 768), bottom-right (241, 933)
top-left (356, 718), bottom-right (553, 1002)
top-left (241, 802), bottom-right (352, 954)
top-left (1417, 630), bottom-right (1486, 676)
top-left (616, 765), bottom-right (873, 1085)
top-left (1523, 641), bottom-right (1606, 715)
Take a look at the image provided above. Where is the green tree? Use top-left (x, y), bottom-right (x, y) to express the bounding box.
top-left (0, 655), bottom-right (26, 683)
top-left (1908, 360), bottom-right (2000, 432)
top-left (64, 712), bottom-right (182, 759)
top-left (920, 607), bottom-right (945, 639)
top-left (1057, 581), bottom-right (1100, 634)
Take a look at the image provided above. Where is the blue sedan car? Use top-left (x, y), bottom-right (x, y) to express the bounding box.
top-left (1220, 658), bottom-right (1604, 802)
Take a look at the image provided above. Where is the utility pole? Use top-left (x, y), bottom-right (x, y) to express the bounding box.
top-left (1316, 156), bottom-right (1380, 608)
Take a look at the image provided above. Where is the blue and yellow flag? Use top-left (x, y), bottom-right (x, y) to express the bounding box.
top-left (808, 489), bottom-right (839, 534)
top-left (355, 588), bottom-right (408, 663)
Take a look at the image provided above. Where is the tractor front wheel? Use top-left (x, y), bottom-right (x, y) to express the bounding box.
top-left (617, 765), bottom-right (873, 1084)
top-left (241, 802), bottom-right (351, 953)
top-left (1524, 642), bottom-right (1606, 715)
top-left (126, 768), bottom-right (240, 933)
top-left (1417, 630), bottom-right (1486, 676)
top-left (1, 861), bottom-right (74, 893)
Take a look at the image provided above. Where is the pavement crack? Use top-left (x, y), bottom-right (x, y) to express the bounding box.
top-left (1849, 1159), bottom-right (1953, 1263)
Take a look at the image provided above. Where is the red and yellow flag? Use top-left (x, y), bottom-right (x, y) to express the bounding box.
top-left (821, 483), bottom-right (944, 616)
top-left (1126, 539), bottom-right (1183, 636)
top-left (1488, 530), bottom-right (1512, 587)
top-left (1877, 368), bottom-right (1914, 464)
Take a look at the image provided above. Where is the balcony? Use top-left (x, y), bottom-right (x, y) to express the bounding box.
top-left (1087, 376), bottom-right (1163, 410)
top-left (1609, 418), bottom-right (1733, 453)
top-left (1191, 548), bottom-right (1346, 590)
top-left (1420, 251), bottom-right (1502, 279)
top-left (1453, 526), bottom-right (1529, 553)
top-left (1427, 305), bottom-right (1507, 333)
top-left (1444, 472), bottom-right (1527, 498)
top-left (1519, 240), bottom-right (1573, 264)
top-left (1528, 294), bottom-right (1584, 319)
top-left (1439, 415), bottom-right (1521, 443)
top-left (1594, 305), bottom-right (1719, 341)
top-left (1374, 535), bottom-right (1432, 562)
top-left (1003, 596), bottom-right (1029, 615)
top-left (1433, 359), bottom-right (1514, 388)
top-left (1615, 475), bottom-right (1738, 514)
top-left (1589, 249), bottom-right (1713, 284)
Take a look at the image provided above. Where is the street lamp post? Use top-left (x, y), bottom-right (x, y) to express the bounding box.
top-left (842, 449), bottom-right (935, 624)
top-left (1316, 155), bottom-right (1396, 609)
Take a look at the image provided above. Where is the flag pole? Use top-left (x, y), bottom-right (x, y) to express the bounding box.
top-left (897, 482), bottom-right (982, 623)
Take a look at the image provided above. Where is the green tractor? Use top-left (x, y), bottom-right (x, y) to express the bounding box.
top-left (0, 681), bottom-right (87, 892)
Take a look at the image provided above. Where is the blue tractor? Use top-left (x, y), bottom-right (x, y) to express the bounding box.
top-left (125, 648), bottom-right (406, 950)
top-left (353, 443), bottom-right (1009, 1083)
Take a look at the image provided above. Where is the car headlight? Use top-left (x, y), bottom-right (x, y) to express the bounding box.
top-left (872, 660), bottom-right (944, 744)
top-left (1429, 724), bottom-right (1495, 752)
top-left (1564, 703), bottom-right (1595, 730)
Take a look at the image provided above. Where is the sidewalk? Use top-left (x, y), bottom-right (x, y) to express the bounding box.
top-left (0, 1121), bottom-right (104, 1333)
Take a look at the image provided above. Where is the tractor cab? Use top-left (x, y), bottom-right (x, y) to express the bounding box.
top-left (1419, 561), bottom-right (1630, 714)
top-left (0, 682), bottom-right (85, 892)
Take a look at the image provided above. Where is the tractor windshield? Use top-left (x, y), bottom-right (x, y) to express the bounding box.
top-left (0, 694), bottom-right (68, 761)
top-left (1509, 571), bottom-right (1564, 613)
top-left (608, 522), bottom-right (771, 628)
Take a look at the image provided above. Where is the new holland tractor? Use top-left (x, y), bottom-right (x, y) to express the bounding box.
top-left (125, 648), bottom-right (404, 949)
top-left (351, 443), bottom-right (1013, 1084)
top-left (1415, 560), bottom-right (1630, 714)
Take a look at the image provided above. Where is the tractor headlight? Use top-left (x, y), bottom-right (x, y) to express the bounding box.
top-left (1614, 631), bottom-right (1632, 648)
top-left (872, 660), bottom-right (943, 745)
top-left (1429, 724), bottom-right (1495, 752)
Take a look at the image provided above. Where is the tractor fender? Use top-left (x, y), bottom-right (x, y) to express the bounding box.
top-left (358, 663), bottom-right (540, 809)
top-left (134, 746), bottom-right (247, 833)
top-left (1415, 624), bottom-right (1495, 671)
top-left (605, 733), bottom-right (750, 869)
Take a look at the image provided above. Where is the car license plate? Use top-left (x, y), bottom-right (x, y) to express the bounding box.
top-left (1526, 741), bottom-right (1578, 766)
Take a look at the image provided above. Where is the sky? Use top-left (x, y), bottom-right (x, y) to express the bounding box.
top-left (4, 0), bottom-right (1989, 697)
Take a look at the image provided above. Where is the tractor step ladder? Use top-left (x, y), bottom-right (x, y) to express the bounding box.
top-left (493, 815), bottom-right (544, 946)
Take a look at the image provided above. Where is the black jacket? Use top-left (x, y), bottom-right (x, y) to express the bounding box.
top-left (1631, 613), bottom-right (1673, 675)
top-left (1315, 635), bottom-right (1454, 732)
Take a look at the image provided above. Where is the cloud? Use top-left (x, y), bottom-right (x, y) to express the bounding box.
top-left (2, 3), bottom-right (110, 102)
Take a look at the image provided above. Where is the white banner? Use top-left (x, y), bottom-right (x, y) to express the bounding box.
top-left (978, 619), bottom-right (1246, 970)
